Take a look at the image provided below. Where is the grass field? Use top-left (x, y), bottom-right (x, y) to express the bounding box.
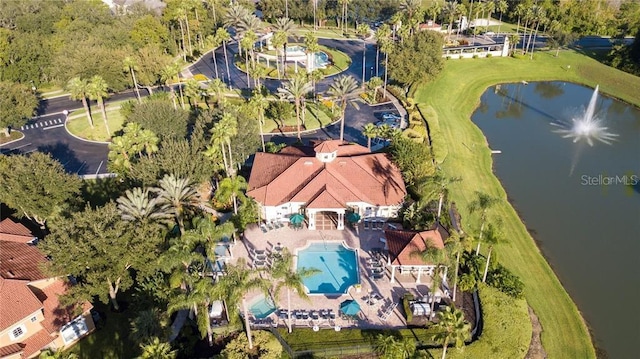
top-left (262, 101), bottom-right (335, 133)
top-left (414, 50), bottom-right (640, 359)
top-left (66, 107), bottom-right (125, 142)
top-left (0, 131), bottom-right (23, 145)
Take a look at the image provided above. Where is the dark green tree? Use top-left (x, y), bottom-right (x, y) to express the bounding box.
top-left (127, 98), bottom-right (189, 140)
top-left (0, 81), bottom-right (38, 131)
top-left (0, 153), bottom-right (81, 228)
top-left (387, 30), bottom-right (445, 89)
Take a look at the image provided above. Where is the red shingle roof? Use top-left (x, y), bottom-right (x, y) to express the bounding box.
top-left (20, 329), bottom-right (55, 358)
top-left (0, 278), bottom-right (43, 332)
top-left (0, 343), bottom-right (23, 357)
top-left (0, 218), bottom-right (33, 236)
top-left (0, 241), bottom-right (48, 281)
top-left (31, 279), bottom-right (92, 334)
top-left (247, 141), bottom-right (406, 207)
top-left (314, 140), bottom-right (340, 153)
top-left (385, 226), bottom-right (447, 266)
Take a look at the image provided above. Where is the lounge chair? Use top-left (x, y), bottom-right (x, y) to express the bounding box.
top-left (301, 311), bottom-right (309, 320)
top-left (254, 260), bottom-right (266, 268)
top-left (267, 222), bottom-right (274, 231)
top-left (255, 253), bottom-right (268, 261)
top-left (310, 310), bottom-right (319, 320)
top-left (328, 310), bottom-right (336, 320)
top-left (320, 309), bottom-right (329, 319)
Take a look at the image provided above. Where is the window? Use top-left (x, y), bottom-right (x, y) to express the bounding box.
top-left (9, 325), bottom-right (26, 340)
top-left (30, 316), bottom-right (37, 322)
top-left (60, 316), bottom-right (89, 344)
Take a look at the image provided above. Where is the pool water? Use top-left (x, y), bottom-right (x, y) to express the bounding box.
top-left (297, 242), bottom-right (359, 295)
top-left (313, 51), bottom-right (330, 67)
top-left (249, 295), bottom-right (276, 319)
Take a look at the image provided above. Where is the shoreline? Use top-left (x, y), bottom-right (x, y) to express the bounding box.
top-left (414, 50), bottom-right (640, 358)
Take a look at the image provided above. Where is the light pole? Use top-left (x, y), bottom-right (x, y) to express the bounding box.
top-left (62, 110), bottom-right (69, 122)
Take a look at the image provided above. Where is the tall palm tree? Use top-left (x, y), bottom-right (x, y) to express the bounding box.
top-left (117, 187), bottom-right (171, 223)
top-left (431, 306), bottom-right (471, 359)
top-left (271, 248), bottom-right (320, 333)
top-left (249, 88), bottom-right (268, 152)
top-left (168, 276), bottom-right (218, 346)
top-left (87, 75), bottom-right (111, 137)
top-left (339, 0), bottom-right (352, 33)
top-left (137, 337), bottom-right (177, 359)
top-left (411, 242), bottom-right (448, 315)
top-left (327, 75), bottom-right (358, 142)
top-left (215, 176), bottom-right (247, 215)
top-left (484, 0), bottom-right (496, 33)
top-left (67, 77), bottom-right (93, 128)
top-left (362, 123), bottom-right (378, 150)
top-left (277, 76), bottom-right (313, 140)
top-left (160, 62), bottom-right (181, 110)
top-left (356, 23), bottom-right (370, 87)
top-left (528, 5), bottom-right (547, 59)
top-left (239, 34), bottom-right (255, 88)
top-left (213, 112), bottom-right (238, 176)
top-left (443, 1), bottom-right (459, 37)
top-left (303, 32), bottom-right (320, 74)
top-left (423, 170), bottom-right (462, 220)
top-left (213, 258), bottom-right (269, 350)
top-left (208, 78), bottom-right (227, 108)
top-left (400, 0), bottom-right (422, 24)
top-left (206, 34), bottom-right (221, 80)
top-left (271, 30), bottom-right (287, 78)
top-left (155, 174), bottom-right (199, 234)
top-left (215, 27), bottom-right (232, 86)
top-left (159, 237), bottom-right (202, 292)
top-left (468, 191), bottom-right (499, 255)
top-left (123, 56), bottom-right (142, 103)
top-left (494, 0), bottom-right (508, 34)
top-left (444, 230), bottom-right (472, 302)
top-left (182, 217), bottom-right (235, 262)
top-left (272, 17), bottom-right (297, 72)
top-left (427, 1), bottom-right (443, 22)
top-left (374, 24), bottom-right (391, 77)
top-left (380, 38), bottom-right (393, 97)
top-left (481, 221), bottom-right (503, 282)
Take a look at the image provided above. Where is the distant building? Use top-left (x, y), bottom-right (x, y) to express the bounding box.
top-left (101, 0), bottom-right (166, 15)
top-left (247, 140), bottom-right (407, 230)
top-left (0, 218), bottom-right (94, 359)
top-left (419, 20), bottom-right (444, 33)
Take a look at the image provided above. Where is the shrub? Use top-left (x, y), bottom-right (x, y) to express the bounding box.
top-left (192, 73), bottom-right (209, 82)
top-left (473, 54), bottom-right (479, 59)
top-left (417, 104), bottom-right (448, 163)
top-left (487, 264), bottom-right (525, 298)
top-left (446, 56), bottom-right (452, 60)
top-left (222, 330), bottom-right (282, 359)
top-left (402, 293), bottom-right (414, 323)
top-left (403, 127), bottom-right (426, 142)
top-left (486, 53), bottom-right (493, 58)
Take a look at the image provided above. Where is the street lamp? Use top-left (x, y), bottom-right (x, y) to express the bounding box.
top-left (62, 110), bottom-right (69, 121)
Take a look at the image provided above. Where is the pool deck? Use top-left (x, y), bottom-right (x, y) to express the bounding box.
top-left (230, 223), bottom-right (438, 330)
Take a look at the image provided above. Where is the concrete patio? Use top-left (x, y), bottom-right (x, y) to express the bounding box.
top-left (228, 222), bottom-right (441, 330)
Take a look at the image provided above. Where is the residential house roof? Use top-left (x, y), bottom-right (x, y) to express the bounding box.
top-left (20, 329), bottom-right (55, 359)
top-left (0, 343), bottom-right (23, 358)
top-left (0, 241), bottom-right (48, 281)
top-left (385, 224), bottom-right (448, 266)
top-left (0, 278), bottom-right (43, 332)
top-left (247, 141), bottom-right (406, 208)
top-left (32, 280), bottom-right (93, 334)
top-left (0, 218), bottom-right (35, 244)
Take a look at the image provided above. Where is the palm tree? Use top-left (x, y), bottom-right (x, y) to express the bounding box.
top-left (443, 1), bottom-right (459, 37)
top-left (271, 248), bottom-right (320, 333)
top-left (168, 277), bottom-right (218, 346)
top-left (424, 170), bottom-right (462, 220)
top-left (206, 34), bottom-right (221, 80)
top-left (468, 191), bottom-right (499, 255)
top-left (427, 1), bottom-right (443, 22)
top-left (483, 0), bottom-right (496, 33)
top-left (215, 176), bottom-right (247, 215)
top-left (123, 56), bottom-right (142, 103)
top-left (208, 78), bottom-right (227, 108)
top-left (277, 76), bottom-right (313, 140)
top-left (411, 242), bottom-right (448, 315)
top-left (117, 187), bottom-right (171, 223)
top-left (304, 32), bottom-right (320, 74)
top-left (400, 0), bottom-right (422, 24)
top-left (481, 221), bottom-right (503, 282)
top-left (431, 306), bottom-right (471, 359)
top-left (327, 75), bottom-right (358, 142)
top-left (87, 75), bottom-right (111, 137)
top-left (161, 62), bottom-right (181, 110)
top-left (374, 334), bottom-right (415, 359)
top-left (271, 30), bottom-right (287, 78)
top-left (507, 33), bottom-right (520, 55)
top-left (66, 77), bottom-right (93, 128)
top-left (362, 123), bottom-right (378, 150)
top-left (39, 349), bottom-right (79, 359)
top-left (339, 0), bottom-right (352, 33)
top-left (139, 129), bottom-right (159, 158)
top-left (137, 337), bottom-right (177, 359)
top-left (155, 174), bottom-right (199, 234)
top-left (184, 78), bottom-right (202, 108)
top-left (182, 217), bottom-right (235, 262)
top-left (528, 5), bottom-right (547, 59)
top-left (213, 258), bottom-right (269, 349)
top-left (444, 230), bottom-right (472, 302)
top-left (374, 24), bottom-right (391, 77)
top-left (356, 23), bottom-right (370, 87)
top-left (215, 27), bottom-right (232, 86)
top-left (272, 17), bottom-right (297, 73)
top-left (159, 237), bottom-right (202, 291)
top-left (494, 0), bottom-right (508, 34)
top-left (239, 34), bottom-right (255, 88)
top-left (213, 112), bottom-right (238, 176)
top-left (249, 88), bottom-right (268, 152)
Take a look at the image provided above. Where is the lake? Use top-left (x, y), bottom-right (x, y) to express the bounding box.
top-left (472, 81), bottom-right (640, 358)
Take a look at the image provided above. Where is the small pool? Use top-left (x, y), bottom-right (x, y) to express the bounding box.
top-left (286, 45), bottom-right (305, 54)
top-left (249, 295), bottom-right (276, 319)
top-left (314, 51), bottom-right (330, 68)
top-left (296, 242), bottom-right (359, 295)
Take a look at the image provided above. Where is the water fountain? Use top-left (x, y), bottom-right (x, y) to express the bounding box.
top-left (552, 85), bottom-right (618, 146)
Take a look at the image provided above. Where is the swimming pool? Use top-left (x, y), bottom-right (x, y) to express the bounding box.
top-left (296, 242), bottom-right (359, 295)
top-left (249, 295), bottom-right (276, 319)
top-left (313, 51), bottom-right (330, 68)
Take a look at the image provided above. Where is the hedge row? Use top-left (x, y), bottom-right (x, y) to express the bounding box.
top-left (418, 104), bottom-right (448, 164)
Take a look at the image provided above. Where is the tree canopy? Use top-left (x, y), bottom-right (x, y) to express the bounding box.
top-left (0, 152), bottom-right (81, 228)
top-left (387, 30), bottom-right (444, 88)
top-left (0, 81), bottom-right (38, 129)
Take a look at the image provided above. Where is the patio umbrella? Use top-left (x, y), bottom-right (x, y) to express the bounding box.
top-left (339, 300), bottom-right (361, 316)
top-left (346, 212), bottom-right (361, 223)
top-left (289, 213), bottom-right (305, 225)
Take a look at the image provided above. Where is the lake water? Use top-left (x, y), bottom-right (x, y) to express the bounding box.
top-left (472, 82), bottom-right (640, 358)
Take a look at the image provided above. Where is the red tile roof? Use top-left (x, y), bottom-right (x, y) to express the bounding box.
top-left (385, 226), bottom-right (447, 266)
top-left (0, 218), bottom-right (33, 236)
top-left (0, 343), bottom-right (23, 357)
top-left (0, 241), bottom-right (48, 281)
top-left (31, 279), bottom-right (93, 334)
top-left (306, 188), bottom-right (345, 209)
top-left (314, 140), bottom-right (340, 153)
top-left (0, 278), bottom-right (43, 332)
top-left (20, 329), bottom-right (55, 359)
top-left (247, 141), bottom-right (406, 208)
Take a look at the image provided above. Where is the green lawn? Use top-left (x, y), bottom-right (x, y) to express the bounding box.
top-left (0, 131), bottom-right (24, 145)
top-left (262, 101), bottom-right (335, 133)
top-left (294, 25), bottom-right (357, 39)
top-left (414, 50), bottom-right (640, 359)
top-left (246, 44), bottom-right (352, 79)
top-left (66, 107), bottom-right (125, 142)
